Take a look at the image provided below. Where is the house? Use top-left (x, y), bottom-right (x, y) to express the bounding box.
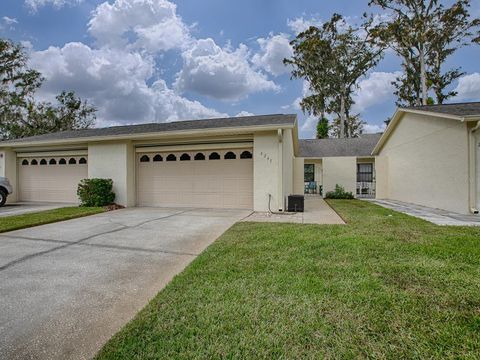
top-left (373, 102), bottom-right (480, 215)
top-left (1, 102), bottom-right (479, 215)
top-left (0, 115), bottom-right (299, 212)
top-left (295, 134), bottom-right (382, 198)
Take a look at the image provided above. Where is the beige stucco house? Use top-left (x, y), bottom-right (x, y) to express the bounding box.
top-left (373, 102), bottom-right (480, 215)
top-left (1, 102), bottom-right (479, 215)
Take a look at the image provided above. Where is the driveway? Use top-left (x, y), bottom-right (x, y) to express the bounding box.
top-left (0, 207), bottom-right (251, 360)
top-left (0, 202), bottom-right (68, 217)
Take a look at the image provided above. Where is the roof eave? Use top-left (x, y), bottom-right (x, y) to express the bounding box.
top-left (0, 123), bottom-right (296, 148)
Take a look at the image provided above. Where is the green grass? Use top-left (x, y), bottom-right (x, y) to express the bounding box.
top-left (96, 200), bottom-right (480, 359)
top-left (0, 206), bottom-right (105, 233)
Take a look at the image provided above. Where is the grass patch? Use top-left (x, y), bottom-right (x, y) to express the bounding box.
top-left (0, 206), bottom-right (105, 233)
top-left (96, 200), bottom-right (480, 359)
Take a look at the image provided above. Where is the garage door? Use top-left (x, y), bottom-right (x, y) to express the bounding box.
top-left (137, 149), bottom-right (253, 209)
top-left (18, 156), bottom-right (88, 203)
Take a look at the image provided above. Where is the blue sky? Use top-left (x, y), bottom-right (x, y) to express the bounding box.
top-left (1, 0), bottom-right (479, 138)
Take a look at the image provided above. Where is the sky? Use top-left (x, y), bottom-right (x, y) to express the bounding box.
top-left (1, 0), bottom-right (479, 139)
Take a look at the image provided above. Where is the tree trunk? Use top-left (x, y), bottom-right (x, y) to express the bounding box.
top-left (419, 45), bottom-right (428, 105)
top-left (339, 96), bottom-right (346, 139)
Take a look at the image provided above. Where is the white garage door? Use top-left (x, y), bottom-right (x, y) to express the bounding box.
top-left (18, 156), bottom-right (88, 203)
top-left (137, 149), bottom-right (253, 209)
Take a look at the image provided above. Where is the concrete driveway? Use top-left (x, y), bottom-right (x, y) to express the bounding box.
top-left (0, 207), bottom-right (250, 360)
top-left (0, 202), bottom-right (68, 217)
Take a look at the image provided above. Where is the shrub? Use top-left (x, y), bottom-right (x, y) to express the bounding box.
top-left (77, 178), bottom-right (115, 207)
top-left (325, 184), bottom-right (354, 199)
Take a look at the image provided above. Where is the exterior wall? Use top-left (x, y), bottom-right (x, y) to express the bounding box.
top-left (253, 131), bottom-right (281, 211)
top-left (0, 148), bottom-right (18, 203)
top-left (378, 112), bottom-right (470, 214)
top-left (88, 141), bottom-right (135, 207)
top-left (476, 130), bottom-right (480, 210)
top-left (293, 157), bottom-right (304, 194)
top-left (282, 128), bottom-right (294, 206)
top-left (375, 156), bottom-right (389, 199)
top-left (322, 156), bottom-right (357, 196)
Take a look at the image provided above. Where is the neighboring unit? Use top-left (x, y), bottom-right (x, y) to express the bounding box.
top-left (373, 103), bottom-right (480, 215)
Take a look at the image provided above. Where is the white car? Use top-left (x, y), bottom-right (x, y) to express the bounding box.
top-left (0, 177), bottom-right (13, 206)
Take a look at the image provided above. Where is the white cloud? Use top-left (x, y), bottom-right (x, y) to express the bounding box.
top-left (287, 17), bottom-right (323, 34)
top-left (175, 38), bottom-right (279, 100)
top-left (252, 33), bottom-right (293, 76)
top-left (453, 73), bottom-right (480, 101)
top-left (363, 123), bottom-right (385, 134)
top-left (88, 0), bottom-right (191, 52)
top-left (352, 71), bottom-right (400, 113)
top-left (24, 0), bottom-right (82, 12)
top-left (235, 111), bottom-right (255, 117)
top-left (29, 42), bottom-right (224, 126)
top-left (300, 115), bottom-right (317, 137)
top-left (2, 16), bottom-right (18, 25)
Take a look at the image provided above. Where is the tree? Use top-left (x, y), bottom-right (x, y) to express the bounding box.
top-left (0, 39), bottom-right (96, 140)
top-left (369, 0), bottom-right (480, 106)
top-left (285, 14), bottom-right (384, 138)
top-left (316, 116), bottom-right (329, 139)
top-left (331, 114), bottom-right (366, 138)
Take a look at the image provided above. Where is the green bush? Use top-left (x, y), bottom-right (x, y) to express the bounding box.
top-left (325, 184), bottom-right (354, 199)
top-left (77, 178), bottom-right (115, 207)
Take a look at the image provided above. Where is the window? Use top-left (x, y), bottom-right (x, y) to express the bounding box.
top-left (153, 154), bottom-right (163, 162)
top-left (166, 154), bottom-right (176, 161)
top-left (194, 153), bottom-right (205, 160)
top-left (79, 157), bottom-right (87, 164)
top-left (69, 158), bottom-right (77, 164)
top-left (140, 155), bottom-right (150, 162)
top-left (31, 159), bottom-right (38, 165)
top-left (180, 153), bottom-right (191, 161)
top-left (40, 159), bottom-right (47, 165)
top-left (59, 158), bottom-right (67, 165)
top-left (224, 151), bottom-right (236, 159)
top-left (21, 159), bottom-right (29, 165)
top-left (357, 163), bottom-right (373, 182)
top-left (240, 150), bottom-right (252, 159)
top-left (209, 152), bottom-right (220, 160)
top-left (49, 159), bottom-right (57, 165)
top-left (304, 164), bottom-right (314, 182)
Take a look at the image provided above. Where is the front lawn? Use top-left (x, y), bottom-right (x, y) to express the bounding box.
top-left (96, 200), bottom-right (480, 359)
top-left (0, 206), bottom-right (105, 233)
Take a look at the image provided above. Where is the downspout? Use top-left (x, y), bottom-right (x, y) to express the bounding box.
top-left (469, 120), bottom-right (480, 214)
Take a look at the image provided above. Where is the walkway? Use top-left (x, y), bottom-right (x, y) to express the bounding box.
top-left (370, 199), bottom-right (480, 226)
top-left (243, 196), bottom-right (345, 225)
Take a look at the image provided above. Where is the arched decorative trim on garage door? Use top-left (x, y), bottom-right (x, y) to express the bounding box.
top-left (209, 152), bottom-right (220, 160)
top-left (79, 157), bottom-right (87, 164)
top-left (21, 159), bottom-right (29, 165)
top-left (31, 159), bottom-right (38, 165)
top-left (240, 150), bottom-right (253, 159)
top-left (180, 153), bottom-right (191, 161)
top-left (166, 154), bottom-right (176, 161)
top-left (59, 158), bottom-right (67, 165)
top-left (49, 159), bottom-right (57, 165)
top-left (140, 155), bottom-right (150, 162)
top-left (40, 159), bottom-right (47, 165)
top-left (194, 152), bottom-right (205, 160)
top-left (69, 158), bottom-right (77, 164)
top-left (224, 151), bottom-right (236, 159)
top-left (153, 154), bottom-right (163, 162)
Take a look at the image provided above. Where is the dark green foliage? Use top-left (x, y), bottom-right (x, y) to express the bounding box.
top-left (77, 178), bottom-right (115, 207)
top-left (324, 184), bottom-right (354, 199)
top-left (316, 116), bottom-right (329, 138)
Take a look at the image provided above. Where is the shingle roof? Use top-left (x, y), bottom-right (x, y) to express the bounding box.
top-left (299, 133), bottom-right (383, 158)
top-left (402, 102), bottom-right (480, 117)
top-left (1, 114), bottom-right (296, 144)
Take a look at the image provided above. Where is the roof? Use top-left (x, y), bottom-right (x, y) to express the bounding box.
top-left (0, 114), bottom-right (297, 145)
top-left (299, 133), bottom-right (382, 158)
top-left (401, 102), bottom-right (480, 118)
top-left (373, 102), bottom-right (480, 155)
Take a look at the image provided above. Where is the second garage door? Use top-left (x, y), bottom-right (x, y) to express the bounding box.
top-left (136, 148), bottom-right (253, 209)
top-left (18, 156), bottom-right (88, 203)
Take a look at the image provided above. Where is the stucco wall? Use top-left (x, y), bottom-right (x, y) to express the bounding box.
top-left (293, 157), bottom-right (304, 194)
top-left (282, 129), bottom-right (295, 205)
top-left (378, 112), bottom-right (470, 214)
top-left (254, 131), bottom-right (280, 211)
top-left (475, 130), bottom-right (480, 210)
top-left (0, 148), bottom-right (17, 203)
top-left (88, 142), bottom-right (135, 207)
top-left (375, 156), bottom-right (389, 199)
top-left (322, 157), bottom-right (356, 196)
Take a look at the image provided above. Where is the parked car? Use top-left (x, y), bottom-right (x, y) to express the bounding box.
top-left (0, 177), bottom-right (13, 206)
